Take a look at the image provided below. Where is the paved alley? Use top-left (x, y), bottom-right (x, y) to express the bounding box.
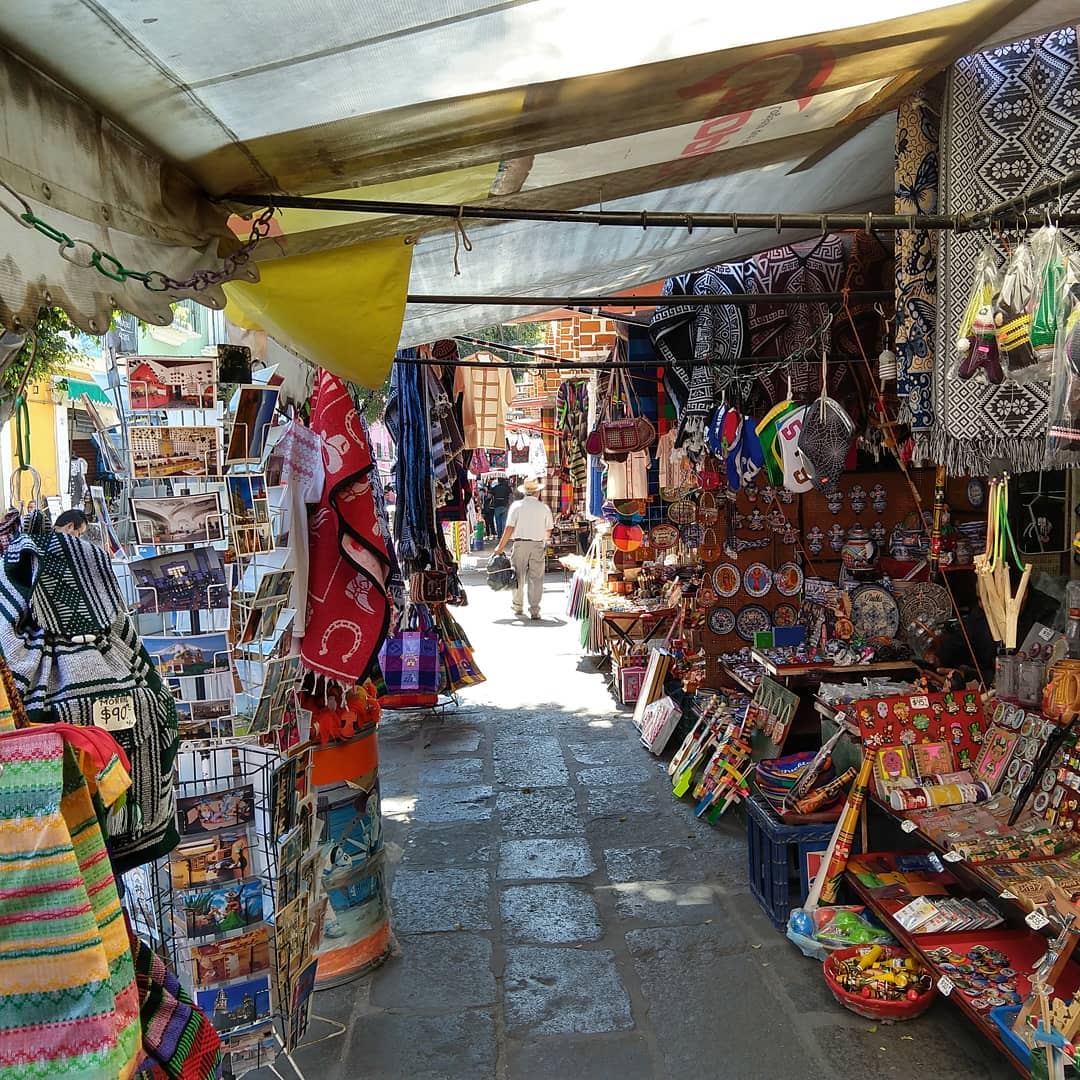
top-left (287, 570), bottom-right (1013, 1080)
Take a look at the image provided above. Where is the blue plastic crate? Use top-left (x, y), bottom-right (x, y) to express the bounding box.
top-left (745, 793), bottom-right (840, 930)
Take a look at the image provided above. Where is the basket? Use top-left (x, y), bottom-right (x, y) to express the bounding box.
top-left (823, 946), bottom-right (936, 1021)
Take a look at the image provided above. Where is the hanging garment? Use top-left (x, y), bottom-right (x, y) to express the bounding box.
top-left (605, 450), bottom-right (651, 502)
top-left (926, 30), bottom-right (1080, 473)
top-left (834, 231), bottom-right (893, 358)
top-left (556, 378), bottom-right (590, 490)
top-left (302, 371), bottom-right (392, 686)
top-left (0, 725), bottom-right (141, 1080)
top-left (749, 235), bottom-right (846, 401)
top-left (0, 532), bottom-right (179, 872)
top-left (385, 355), bottom-right (438, 569)
top-left (453, 353), bottom-right (516, 450)
top-left (277, 418), bottom-right (326, 640)
top-left (895, 89), bottom-right (940, 437)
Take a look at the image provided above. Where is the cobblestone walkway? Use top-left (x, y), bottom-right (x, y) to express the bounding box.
top-left (287, 572), bottom-right (1011, 1079)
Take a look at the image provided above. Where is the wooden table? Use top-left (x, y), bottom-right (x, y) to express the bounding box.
top-left (598, 606), bottom-right (678, 649)
top-left (749, 649), bottom-right (918, 681)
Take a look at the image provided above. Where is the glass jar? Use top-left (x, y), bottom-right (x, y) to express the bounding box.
top-left (995, 654), bottom-right (1020, 701)
top-left (1017, 657), bottom-right (1047, 708)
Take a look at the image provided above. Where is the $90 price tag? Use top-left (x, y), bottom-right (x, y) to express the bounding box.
top-left (937, 975), bottom-right (955, 997)
top-left (93, 695), bottom-right (135, 732)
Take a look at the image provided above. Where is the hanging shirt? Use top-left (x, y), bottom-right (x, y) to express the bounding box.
top-left (605, 450), bottom-right (651, 501)
top-left (453, 353), bottom-right (517, 450)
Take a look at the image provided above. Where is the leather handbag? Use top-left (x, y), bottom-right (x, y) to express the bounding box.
top-left (409, 570), bottom-right (450, 605)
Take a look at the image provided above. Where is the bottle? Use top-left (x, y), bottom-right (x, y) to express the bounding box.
top-left (1067, 581), bottom-right (1080, 660)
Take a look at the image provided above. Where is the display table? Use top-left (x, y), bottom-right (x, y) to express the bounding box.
top-left (599, 606), bottom-right (678, 649)
top-left (749, 649), bottom-right (918, 681)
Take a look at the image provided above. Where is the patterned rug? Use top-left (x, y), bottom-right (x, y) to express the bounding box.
top-left (922, 28), bottom-right (1080, 474)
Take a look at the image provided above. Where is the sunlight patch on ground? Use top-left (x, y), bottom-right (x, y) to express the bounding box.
top-left (381, 794), bottom-right (417, 823)
top-left (604, 882), bottom-right (715, 906)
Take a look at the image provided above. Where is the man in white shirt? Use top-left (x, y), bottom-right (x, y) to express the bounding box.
top-left (493, 477), bottom-right (554, 620)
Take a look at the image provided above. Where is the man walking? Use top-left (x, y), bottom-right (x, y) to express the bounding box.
top-left (488, 473), bottom-right (512, 537)
top-left (493, 477), bottom-right (553, 620)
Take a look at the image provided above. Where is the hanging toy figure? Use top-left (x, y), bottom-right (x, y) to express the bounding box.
top-left (957, 304), bottom-right (1004, 384)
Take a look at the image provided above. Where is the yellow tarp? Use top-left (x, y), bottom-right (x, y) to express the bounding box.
top-left (224, 237), bottom-right (413, 390)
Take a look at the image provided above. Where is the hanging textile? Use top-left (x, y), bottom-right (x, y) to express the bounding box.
top-left (834, 231), bottom-right (893, 358)
top-left (453, 352), bottom-right (516, 450)
top-left (277, 418), bottom-right (326, 641)
top-left (894, 89), bottom-right (940, 434)
top-left (0, 725), bottom-right (141, 1080)
top-left (302, 371), bottom-right (391, 685)
top-left (386, 355), bottom-right (437, 569)
top-left (0, 531), bottom-right (179, 873)
top-left (556, 378), bottom-right (590, 490)
top-left (926, 28), bottom-right (1080, 474)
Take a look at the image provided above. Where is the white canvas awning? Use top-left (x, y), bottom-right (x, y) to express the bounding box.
top-left (0, 0), bottom-right (1073, 382)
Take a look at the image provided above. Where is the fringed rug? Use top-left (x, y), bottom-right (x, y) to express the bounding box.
top-left (921, 27), bottom-right (1080, 474)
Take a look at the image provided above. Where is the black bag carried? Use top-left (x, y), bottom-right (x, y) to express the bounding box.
top-left (486, 553), bottom-right (517, 592)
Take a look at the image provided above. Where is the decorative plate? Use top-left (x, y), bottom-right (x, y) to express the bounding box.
top-left (897, 581), bottom-right (951, 628)
top-left (668, 499), bottom-right (696, 525)
top-left (773, 561), bottom-right (804, 597)
top-left (696, 585), bottom-right (719, 610)
top-left (1033, 791), bottom-right (1051, 815)
top-left (850, 584), bottom-right (900, 640)
top-left (735, 604), bottom-right (771, 642)
top-left (773, 603), bottom-right (799, 628)
top-left (680, 523), bottom-right (704, 547)
top-left (707, 607), bottom-right (736, 636)
top-left (649, 523), bottom-right (680, 552)
top-left (966, 478), bottom-right (986, 509)
top-left (743, 562), bottom-right (772, 598)
top-left (712, 563), bottom-right (740, 598)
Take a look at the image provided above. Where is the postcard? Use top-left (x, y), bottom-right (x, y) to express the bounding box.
top-left (226, 386), bottom-right (279, 465)
top-left (222, 1022), bottom-right (277, 1076)
top-left (130, 424), bottom-right (219, 478)
top-left (84, 399), bottom-right (127, 477)
top-left (170, 829), bottom-right (251, 890)
top-left (227, 474), bottom-right (274, 555)
top-left (191, 926), bottom-right (271, 985)
top-left (146, 631), bottom-right (231, 684)
top-left (177, 783), bottom-right (255, 836)
top-left (181, 877), bottom-right (263, 941)
top-left (217, 343), bottom-right (253, 385)
top-left (278, 824), bottom-right (303, 871)
top-left (973, 726), bottom-right (1022, 793)
top-left (911, 741), bottom-right (955, 779)
top-left (128, 356), bottom-right (215, 410)
top-left (131, 546), bottom-right (229, 613)
top-left (269, 758), bottom-right (297, 841)
top-left (195, 973), bottom-right (272, 1032)
top-left (132, 493), bottom-right (224, 545)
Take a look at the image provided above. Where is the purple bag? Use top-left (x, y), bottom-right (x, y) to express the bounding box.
top-left (378, 613), bottom-right (443, 696)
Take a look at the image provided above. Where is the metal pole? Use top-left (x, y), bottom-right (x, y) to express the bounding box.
top-left (223, 190), bottom-right (1080, 232)
top-left (409, 290), bottom-right (893, 308)
top-left (393, 354), bottom-right (866, 371)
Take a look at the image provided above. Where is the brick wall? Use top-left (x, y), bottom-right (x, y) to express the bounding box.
top-left (543, 316), bottom-right (617, 389)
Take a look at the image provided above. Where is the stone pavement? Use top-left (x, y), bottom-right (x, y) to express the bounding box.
top-left (283, 571), bottom-right (1013, 1079)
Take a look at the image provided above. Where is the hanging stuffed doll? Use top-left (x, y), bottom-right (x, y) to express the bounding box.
top-left (954, 246), bottom-right (1004, 384)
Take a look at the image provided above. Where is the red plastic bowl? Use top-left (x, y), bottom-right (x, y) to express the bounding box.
top-left (824, 945), bottom-right (936, 1021)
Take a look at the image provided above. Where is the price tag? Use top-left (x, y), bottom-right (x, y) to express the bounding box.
top-left (1000, 889), bottom-right (1018, 901)
top-left (93, 695), bottom-right (135, 732)
top-left (943, 850), bottom-right (963, 863)
top-left (910, 695), bottom-right (930, 709)
top-left (901, 820), bottom-right (918, 834)
top-left (1026, 910), bottom-right (1050, 931)
top-left (1039, 626), bottom-right (1056, 641)
top-left (835, 710), bottom-right (847, 725)
top-left (937, 975), bottom-right (955, 997)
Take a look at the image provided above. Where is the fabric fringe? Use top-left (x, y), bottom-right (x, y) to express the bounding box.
top-left (912, 429), bottom-right (1048, 476)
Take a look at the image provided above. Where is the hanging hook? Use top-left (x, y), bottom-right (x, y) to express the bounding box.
top-left (731, 213), bottom-right (739, 235)
top-left (640, 210), bottom-right (648, 231)
top-left (775, 213), bottom-right (783, 234)
top-left (685, 213), bottom-right (694, 236)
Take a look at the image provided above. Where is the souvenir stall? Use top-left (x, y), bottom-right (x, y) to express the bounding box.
top-left (585, 26), bottom-right (1080, 1076)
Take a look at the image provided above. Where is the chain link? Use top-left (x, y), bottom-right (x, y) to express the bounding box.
top-left (0, 175), bottom-right (275, 293)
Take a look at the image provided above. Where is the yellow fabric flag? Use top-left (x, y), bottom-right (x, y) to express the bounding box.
top-left (225, 236), bottom-right (413, 390)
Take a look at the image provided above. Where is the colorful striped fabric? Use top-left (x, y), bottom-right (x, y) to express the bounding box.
top-left (0, 728), bottom-right (141, 1080)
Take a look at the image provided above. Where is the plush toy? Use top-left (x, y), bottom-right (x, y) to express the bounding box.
top-left (957, 304), bottom-right (1004, 383)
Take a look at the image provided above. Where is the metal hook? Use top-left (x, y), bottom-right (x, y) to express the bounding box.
top-left (865, 211), bottom-right (873, 234)
top-left (820, 214), bottom-right (828, 236)
top-left (731, 213), bottom-right (739, 235)
top-left (640, 210), bottom-right (648, 231)
top-left (685, 214), bottom-right (694, 236)
top-left (775, 213), bottom-right (782, 234)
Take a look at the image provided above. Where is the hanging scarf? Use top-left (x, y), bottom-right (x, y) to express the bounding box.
top-left (894, 89), bottom-right (940, 435)
top-left (301, 371), bottom-right (391, 686)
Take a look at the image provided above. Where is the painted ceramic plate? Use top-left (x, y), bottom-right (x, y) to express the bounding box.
top-left (712, 563), bottom-right (740, 598)
top-left (743, 562), bottom-right (772, 598)
top-left (707, 607), bottom-right (736, 636)
top-left (772, 603), bottom-right (798, 628)
top-left (1033, 791), bottom-right (1051, 815)
top-left (735, 604), bottom-right (771, 642)
top-left (967, 478), bottom-right (986, 509)
top-left (850, 584), bottom-right (900, 640)
top-left (773, 561), bottom-right (804, 597)
top-left (649, 523), bottom-right (680, 551)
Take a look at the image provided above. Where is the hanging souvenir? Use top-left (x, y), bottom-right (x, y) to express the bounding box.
top-left (698, 454), bottom-right (722, 490)
top-left (744, 484), bottom-right (758, 504)
top-left (848, 484), bottom-right (867, 514)
top-left (993, 240), bottom-right (1037, 378)
top-left (699, 528), bottom-right (722, 563)
top-left (827, 487), bottom-right (844, 515)
top-left (870, 521), bottom-right (887, 545)
top-left (781, 523), bottom-right (798, 546)
top-left (697, 490), bottom-right (719, 526)
top-left (767, 508), bottom-right (786, 535)
top-left (966, 478), bottom-right (986, 509)
top-left (898, 581), bottom-right (951, 628)
top-left (760, 484), bottom-right (776, 506)
top-left (743, 562), bottom-right (772, 598)
top-left (870, 483), bottom-right (888, 514)
top-left (696, 582), bottom-right (719, 609)
top-left (707, 607), bottom-right (736, 636)
top-left (712, 563), bottom-right (741, 598)
top-left (778, 488), bottom-right (795, 505)
top-left (773, 603), bottom-right (799, 628)
top-left (1018, 225), bottom-right (1063, 383)
top-left (736, 604), bottom-right (772, 642)
top-left (774, 561), bottom-right (804, 597)
top-left (612, 523), bottom-right (644, 552)
top-left (953, 245), bottom-right (1004, 384)
top-left (747, 509), bottom-right (765, 531)
top-left (828, 523), bottom-right (845, 552)
top-left (850, 584), bottom-right (901, 640)
top-left (799, 391), bottom-right (855, 493)
top-left (806, 526), bottom-right (825, 556)
top-left (649, 523), bottom-right (680, 552)
top-left (668, 497), bottom-right (696, 525)
top-left (680, 523), bottom-right (705, 548)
